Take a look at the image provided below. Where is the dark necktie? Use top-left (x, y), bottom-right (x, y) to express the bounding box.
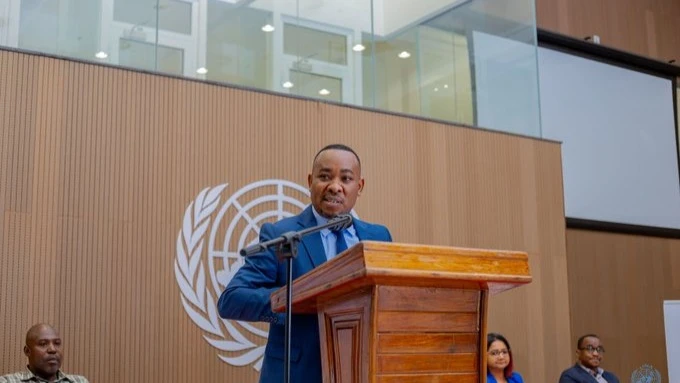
top-left (333, 229), bottom-right (348, 257)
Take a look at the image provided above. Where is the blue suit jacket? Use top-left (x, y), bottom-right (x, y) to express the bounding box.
top-left (559, 364), bottom-right (620, 383)
top-left (217, 206), bottom-right (392, 383)
top-left (488, 371), bottom-right (524, 383)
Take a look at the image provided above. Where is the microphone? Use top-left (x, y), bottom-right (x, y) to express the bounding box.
top-left (239, 213), bottom-right (354, 256)
top-left (327, 213), bottom-right (353, 232)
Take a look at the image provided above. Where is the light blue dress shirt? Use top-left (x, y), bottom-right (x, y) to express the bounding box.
top-left (311, 207), bottom-right (359, 260)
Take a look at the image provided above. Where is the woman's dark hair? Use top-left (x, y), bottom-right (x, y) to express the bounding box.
top-left (487, 332), bottom-right (514, 378)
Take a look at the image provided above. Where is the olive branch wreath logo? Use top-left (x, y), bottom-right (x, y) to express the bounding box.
top-left (174, 181), bottom-right (310, 370)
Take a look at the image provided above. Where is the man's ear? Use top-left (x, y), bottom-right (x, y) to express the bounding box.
top-left (358, 178), bottom-right (365, 195)
top-left (307, 173), bottom-right (313, 189)
top-left (24, 345), bottom-right (30, 357)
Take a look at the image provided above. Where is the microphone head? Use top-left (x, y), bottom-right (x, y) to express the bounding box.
top-left (329, 213), bottom-right (353, 231)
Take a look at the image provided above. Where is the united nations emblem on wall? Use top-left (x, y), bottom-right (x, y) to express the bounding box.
top-left (631, 364), bottom-right (662, 383)
top-left (174, 180), bottom-right (310, 370)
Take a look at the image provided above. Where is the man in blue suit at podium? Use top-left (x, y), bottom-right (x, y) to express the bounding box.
top-left (218, 144), bottom-right (392, 383)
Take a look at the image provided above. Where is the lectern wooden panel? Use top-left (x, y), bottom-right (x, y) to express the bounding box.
top-left (271, 241), bottom-right (531, 383)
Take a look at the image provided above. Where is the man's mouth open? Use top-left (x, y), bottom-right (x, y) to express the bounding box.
top-left (323, 197), bottom-right (343, 205)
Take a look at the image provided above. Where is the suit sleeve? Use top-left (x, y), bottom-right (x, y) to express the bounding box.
top-left (385, 226), bottom-right (393, 242)
top-left (604, 372), bottom-right (620, 383)
top-left (558, 371), bottom-right (578, 383)
top-left (217, 222), bottom-right (285, 324)
top-left (376, 224), bottom-right (392, 242)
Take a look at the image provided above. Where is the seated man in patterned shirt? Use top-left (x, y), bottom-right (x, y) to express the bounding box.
top-left (0, 323), bottom-right (89, 383)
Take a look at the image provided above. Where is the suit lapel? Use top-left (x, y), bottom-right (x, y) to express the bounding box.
top-left (295, 210), bottom-right (379, 268)
top-left (576, 364), bottom-right (600, 383)
top-left (297, 207), bottom-right (327, 268)
top-left (353, 218), bottom-right (377, 241)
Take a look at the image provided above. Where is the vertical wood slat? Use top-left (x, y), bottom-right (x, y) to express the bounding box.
top-left (536, 0), bottom-right (680, 62)
top-left (0, 48), bottom-right (569, 383)
top-left (566, 229), bottom-right (680, 382)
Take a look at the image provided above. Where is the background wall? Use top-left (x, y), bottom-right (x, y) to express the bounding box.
top-left (536, 0), bottom-right (680, 63)
top-left (537, 1), bottom-right (680, 377)
top-left (566, 229), bottom-right (680, 380)
top-left (0, 48), bottom-right (570, 382)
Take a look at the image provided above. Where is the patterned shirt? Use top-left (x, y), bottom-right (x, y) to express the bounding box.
top-left (0, 370), bottom-right (89, 383)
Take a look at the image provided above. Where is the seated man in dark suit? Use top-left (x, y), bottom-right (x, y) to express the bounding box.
top-left (0, 323), bottom-right (89, 383)
top-left (559, 333), bottom-right (620, 383)
top-left (217, 144), bottom-right (392, 383)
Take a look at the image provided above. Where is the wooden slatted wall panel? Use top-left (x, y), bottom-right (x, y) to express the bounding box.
top-left (0, 49), bottom-right (570, 383)
top-left (565, 229), bottom-right (680, 381)
top-left (537, 0), bottom-right (680, 63)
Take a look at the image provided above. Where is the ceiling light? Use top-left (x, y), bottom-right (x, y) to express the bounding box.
top-left (95, 51), bottom-right (108, 59)
top-left (261, 24), bottom-right (275, 32)
top-left (196, 67), bottom-right (208, 74)
top-left (398, 51), bottom-right (411, 59)
top-left (444, 84), bottom-right (449, 89)
top-left (352, 44), bottom-right (365, 52)
top-left (434, 87), bottom-right (439, 92)
top-left (282, 81), bottom-right (294, 89)
top-left (318, 89), bottom-right (330, 96)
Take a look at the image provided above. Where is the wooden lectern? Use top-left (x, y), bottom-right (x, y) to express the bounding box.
top-left (271, 241), bottom-right (531, 383)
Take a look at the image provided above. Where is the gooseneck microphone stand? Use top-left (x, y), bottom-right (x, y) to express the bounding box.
top-left (239, 213), bottom-right (353, 383)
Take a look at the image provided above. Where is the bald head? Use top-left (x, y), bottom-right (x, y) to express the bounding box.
top-left (26, 323), bottom-right (58, 345)
top-left (24, 323), bottom-right (62, 381)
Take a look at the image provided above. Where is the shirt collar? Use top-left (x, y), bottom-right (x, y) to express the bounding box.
top-left (20, 368), bottom-right (74, 382)
top-left (311, 206), bottom-right (355, 238)
top-left (311, 206), bottom-right (329, 227)
top-left (578, 362), bottom-right (604, 377)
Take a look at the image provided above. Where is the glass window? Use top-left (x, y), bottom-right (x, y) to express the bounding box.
top-left (19, 0), bottom-right (101, 60)
top-left (361, 0), bottom-right (538, 133)
top-left (363, 29), bottom-right (420, 116)
top-left (284, 23), bottom-right (347, 66)
top-left (205, 4), bottom-right (272, 89)
top-left (6, 0), bottom-right (543, 138)
top-left (114, 0), bottom-right (192, 35)
top-left (119, 38), bottom-right (184, 76)
top-left (415, 26), bottom-right (473, 124)
top-left (290, 70), bottom-right (343, 103)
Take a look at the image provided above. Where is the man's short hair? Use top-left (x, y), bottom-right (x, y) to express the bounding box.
top-left (313, 144), bottom-right (361, 168)
top-left (577, 333), bottom-right (599, 349)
